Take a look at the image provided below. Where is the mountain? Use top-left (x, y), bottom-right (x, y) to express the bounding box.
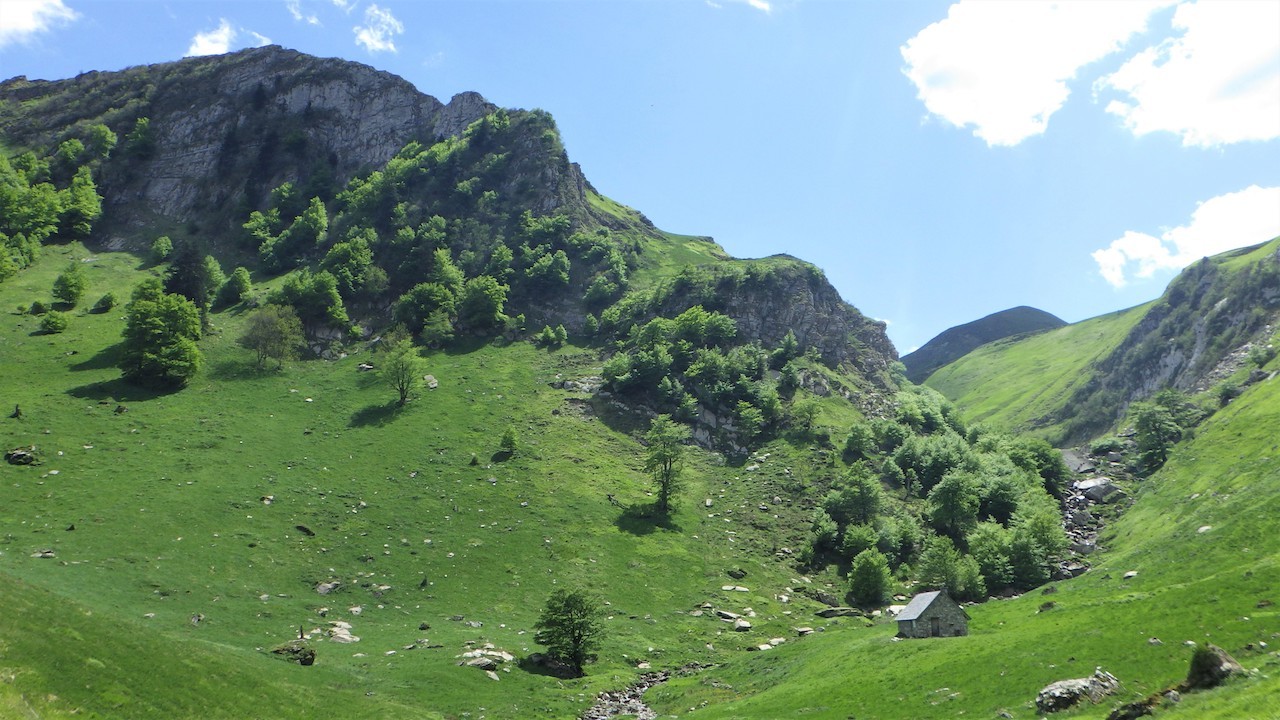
top-left (901, 306), bottom-right (1065, 383)
top-left (3, 47), bottom-right (1278, 720)
top-left (926, 239), bottom-right (1280, 443)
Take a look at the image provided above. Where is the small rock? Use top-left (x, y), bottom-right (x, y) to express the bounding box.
top-left (1123, 571), bottom-right (1139, 580)
top-left (795, 627), bottom-right (814, 636)
top-left (733, 619), bottom-right (752, 632)
top-left (1197, 525), bottom-right (1212, 534)
top-left (1148, 637), bottom-right (1163, 645)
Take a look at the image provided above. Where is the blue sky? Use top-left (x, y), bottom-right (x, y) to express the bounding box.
top-left (2, 0), bottom-right (1278, 353)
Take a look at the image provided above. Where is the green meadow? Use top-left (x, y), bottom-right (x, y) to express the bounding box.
top-left (1, 244), bottom-right (854, 718)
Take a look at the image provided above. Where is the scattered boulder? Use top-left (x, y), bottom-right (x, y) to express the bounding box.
top-left (733, 619), bottom-right (752, 632)
top-left (1035, 668), bottom-right (1120, 713)
top-left (327, 621), bottom-right (359, 643)
top-left (1184, 644), bottom-right (1243, 690)
top-left (315, 581), bottom-right (342, 595)
top-left (271, 639), bottom-right (316, 666)
top-left (714, 609), bottom-right (741, 621)
top-left (727, 568), bottom-right (747, 580)
top-left (424, 374), bottom-right (439, 389)
top-left (30, 549), bottom-right (55, 558)
top-left (5, 446), bottom-right (37, 465)
top-left (815, 607), bottom-right (863, 619)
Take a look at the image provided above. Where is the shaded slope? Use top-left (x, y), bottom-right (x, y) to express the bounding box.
top-left (902, 305), bottom-right (1065, 383)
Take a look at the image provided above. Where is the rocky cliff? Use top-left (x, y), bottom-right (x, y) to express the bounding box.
top-left (1060, 240), bottom-right (1280, 440)
top-left (0, 46), bottom-right (495, 244)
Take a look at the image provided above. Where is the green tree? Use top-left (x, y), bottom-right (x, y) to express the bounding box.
top-left (533, 588), bottom-right (604, 678)
top-left (60, 166), bottom-right (102, 239)
top-left (822, 465), bottom-right (884, 527)
top-left (125, 117), bottom-right (155, 158)
top-left (238, 305), bottom-right (304, 369)
top-left (380, 339), bottom-right (423, 406)
top-left (967, 522), bottom-right (1014, 593)
top-left (165, 241), bottom-right (221, 319)
top-left (928, 470), bottom-right (982, 541)
top-left (218, 266), bottom-right (252, 306)
top-left (395, 282), bottom-right (456, 335)
top-left (120, 283), bottom-right (203, 388)
top-left (270, 269), bottom-right (349, 329)
top-left (643, 414), bottom-right (691, 515)
top-left (86, 123), bottom-right (118, 160)
top-left (39, 310), bottom-right (69, 334)
top-left (457, 275), bottom-right (508, 332)
top-left (321, 232), bottom-right (374, 298)
top-left (500, 426), bottom-right (519, 455)
top-left (52, 261), bottom-right (87, 306)
top-left (916, 536), bottom-right (986, 601)
top-left (1133, 401), bottom-right (1182, 472)
top-left (151, 235), bottom-right (173, 263)
top-left (848, 548), bottom-right (892, 607)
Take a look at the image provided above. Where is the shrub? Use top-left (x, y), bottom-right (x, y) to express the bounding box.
top-left (29, 300), bottom-right (47, 315)
top-left (40, 310), bottom-right (69, 333)
top-left (92, 292), bottom-right (117, 313)
top-left (151, 235), bottom-right (173, 263)
top-left (52, 262), bottom-right (87, 307)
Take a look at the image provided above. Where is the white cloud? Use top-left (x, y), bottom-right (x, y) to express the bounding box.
top-left (1092, 186), bottom-right (1280, 287)
top-left (1097, 1), bottom-right (1280, 147)
top-left (353, 4), bottom-right (402, 53)
top-left (706, 0), bottom-right (772, 12)
top-left (286, 0), bottom-right (320, 26)
top-left (901, 0), bottom-right (1173, 146)
top-left (0, 0), bottom-right (78, 49)
top-left (248, 31), bottom-right (273, 48)
top-left (332, 0), bottom-right (356, 13)
top-left (186, 19), bottom-right (236, 56)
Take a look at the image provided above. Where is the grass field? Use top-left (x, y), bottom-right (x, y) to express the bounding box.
top-left (4, 243), bottom-right (1278, 719)
top-left (0, 244), bottom-right (861, 718)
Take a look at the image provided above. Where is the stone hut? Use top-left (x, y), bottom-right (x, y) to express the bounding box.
top-left (895, 590), bottom-right (969, 638)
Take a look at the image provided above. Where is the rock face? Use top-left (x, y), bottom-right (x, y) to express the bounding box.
top-left (0, 46), bottom-right (496, 244)
top-left (902, 306), bottom-right (1065, 383)
top-left (649, 258), bottom-right (897, 391)
top-left (1035, 668), bottom-right (1120, 713)
top-left (1184, 644), bottom-right (1243, 690)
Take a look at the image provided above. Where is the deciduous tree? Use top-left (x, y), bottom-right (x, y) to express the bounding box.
top-left (238, 305), bottom-right (304, 369)
top-left (643, 414), bottom-right (690, 515)
top-left (533, 588), bottom-right (603, 678)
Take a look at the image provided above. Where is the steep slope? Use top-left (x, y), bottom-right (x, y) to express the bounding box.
top-left (902, 305), bottom-right (1064, 384)
top-left (0, 48), bottom-right (903, 719)
top-left (650, 340), bottom-right (1280, 720)
top-left (927, 238), bottom-right (1280, 442)
top-left (0, 46), bottom-right (495, 242)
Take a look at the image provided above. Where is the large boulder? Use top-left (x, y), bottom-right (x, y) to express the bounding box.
top-left (1185, 644), bottom-right (1243, 690)
top-left (1035, 668), bottom-right (1120, 713)
top-left (270, 639), bottom-right (316, 666)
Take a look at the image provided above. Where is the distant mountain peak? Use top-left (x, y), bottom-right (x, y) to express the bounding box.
top-left (902, 306), bottom-right (1065, 383)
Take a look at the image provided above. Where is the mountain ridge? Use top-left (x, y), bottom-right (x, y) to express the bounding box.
top-left (901, 305), bottom-right (1065, 383)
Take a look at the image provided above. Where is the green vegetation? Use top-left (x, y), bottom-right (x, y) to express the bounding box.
top-left (533, 589), bottom-right (605, 678)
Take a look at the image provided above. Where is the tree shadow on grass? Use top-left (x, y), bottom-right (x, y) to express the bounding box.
top-left (207, 357), bottom-right (273, 381)
top-left (349, 400), bottom-right (405, 428)
top-left (614, 503), bottom-right (682, 536)
top-left (66, 378), bottom-right (176, 403)
top-left (516, 655), bottom-right (580, 679)
top-left (69, 343), bottom-right (122, 372)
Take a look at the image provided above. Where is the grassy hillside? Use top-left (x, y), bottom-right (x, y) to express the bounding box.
top-left (925, 304), bottom-right (1148, 439)
top-left (650, 351), bottom-right (1280, 720)
top-left (927, 238), bottom-right (1280, 444)
top-left (0, 244), bottom-right (867, 718)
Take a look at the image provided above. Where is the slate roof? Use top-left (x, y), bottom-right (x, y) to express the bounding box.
top-left (895, 590), bottom-right (943, 621)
